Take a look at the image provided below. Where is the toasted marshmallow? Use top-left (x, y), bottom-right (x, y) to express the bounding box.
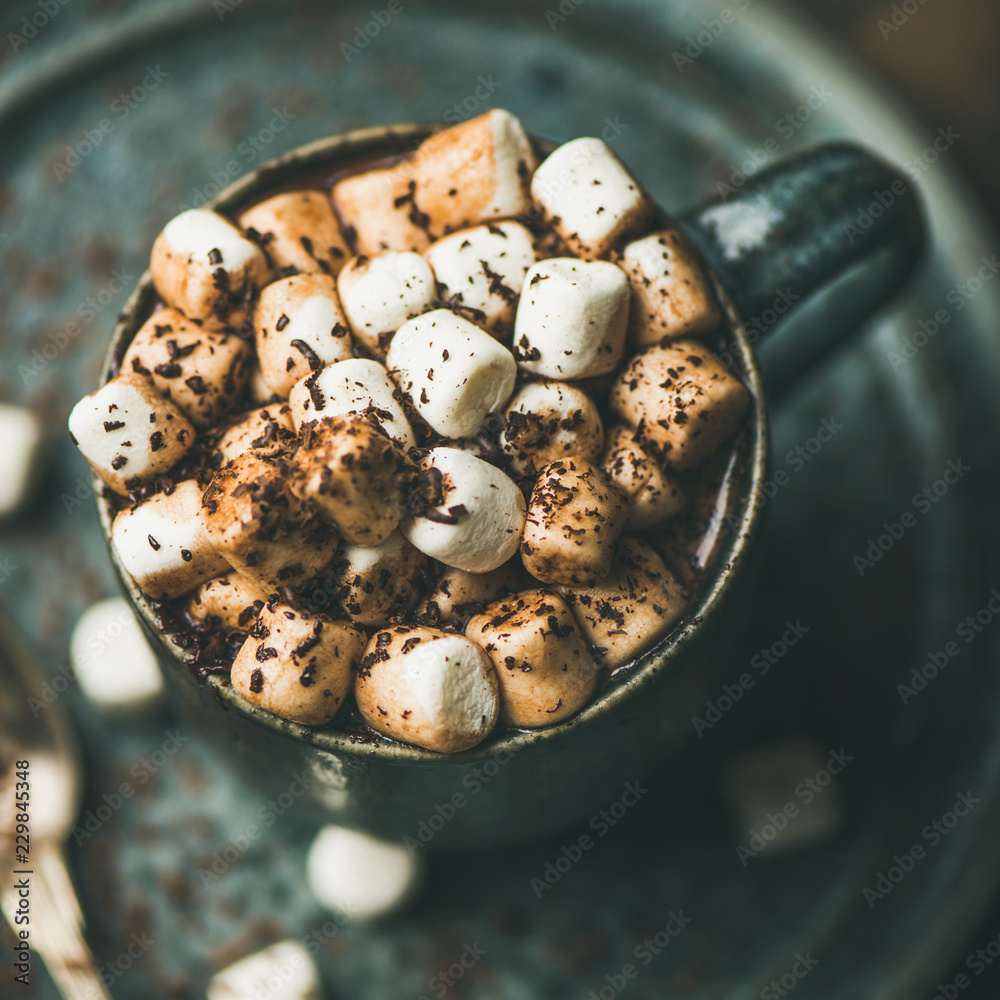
top-left (602, 425), bottom-right (686, 529)
top-left (425, 221), bottom-right (537, 335)
top-left (254, 274), bottom-right (354, 396)
top-left (513, 258), bottom-right (630, 380)
top-left (150, 208), bottom-right (270, 330)
top-left (355, 626), bottom-right (499, 752)
top-left (420, 560), bottom-right (525, 625)
top-left (337, 251), bottom-right (436, 355)
top-left (288, 358), bottom-right (414, 447)
top-left (609, 339), bottom-right (750, 469)
top-left (68, 372), bottom-right (195, 495)
top-left (618, 229), bottom-right (721, 345)
top-left (413, 110), bottom-right (537, 237)
top-left (231, 603), bottom-right (366, 726)
top-left (0, 404), bottom-right (42, 518)
top-left (530, 137), bottom-right (653, 259)
top-left (501, 380), bottom-right (603, 475)
top-left (207, 940), bottom-right (321, 1000)
top-left (186, 572), bottom-right (268, 630)
top-left (387, 309), bottom-right (516, 439)
top-left (247, 362), bottom-right (277, 405)
top-left (333, 531), bottom-right (427, 626)
top-left (331, 159), bottom-right (432, 255)
top-left (111, 480), bottom-right (229, 599)
top-left (402, 447), bottom-right (525, 574)
top-left (215, 404), bottom-right (295, 463)
top-left (122, 307), bottom-right (252, 428)
top-left (238, 190), bottom-right (350, 277)
top-left (467, 589), bottom-right (599, 727)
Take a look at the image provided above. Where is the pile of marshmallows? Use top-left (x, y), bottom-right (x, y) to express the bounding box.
top-left (69, 109), bottom-right (749, 754)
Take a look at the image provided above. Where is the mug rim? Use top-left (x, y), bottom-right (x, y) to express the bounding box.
top-left (95, 121), bottom-right (770, 764)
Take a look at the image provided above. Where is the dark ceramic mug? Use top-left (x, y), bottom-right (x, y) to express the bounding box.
top-left (95, 124), bottom-right (924, 849)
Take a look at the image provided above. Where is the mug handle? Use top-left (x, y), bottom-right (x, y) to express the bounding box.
top-left (676, 143), bottom-right (926, 398)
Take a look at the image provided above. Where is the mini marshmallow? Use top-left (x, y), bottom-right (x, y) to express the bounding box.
top-left (333, 531), bottom-right (427, 625)
top-left (247, 362), bottom-right (277, 405)
top-left (618, 229), bottom-right (721, 345)
top-left (355, 626), bottom-right (499, 752)
top-left (513, 258), bottom-right (630, 380)
top-left (122, 307), bottom-right (252, 428)
top-left (288, 358), bottom-right (414, 447)
top-left (420, 560), bottom-right (525, 625)
top-left (331, 159), bottom-right (432, 255)
top-left (559, 537), bottom-right (686, 668)
top-left (387, 309), bottom-right (516, 439)
top-left (502, 380), bottom-right (604, 475)
top-left (68, 372), bottom-right (195, 495)
top-left (0, 404), bottom-right (42, 518)
top-left (307, 825), bottom-right (422, 922)
top-left (530, 137), bottom-right (653, 259)
top-left (187, 572), bottom-right (268, 630)
top-left (337, 251), bottom-right (436, 355)
top-left (402, 447), bottom-right (525, 574)
top-left (609, 339), bottom-right (750, 469)
top-left (207, 940), bottom-right (321, 1000)
top-left (254, 274), bottom-right (354, 396)
top-left (231, 602), bottom-right (366, 726)
top-left (70, 596), bottom-right (163, 710)
top-left (602, 425), bottom-right (686, 530)
top-left (413, 110), bottom-right (537, 237)
top-left (467, 589), bottom-right (599, 727)
top-left (215, 404), bottom-right (295, 463)
top-left (238, 189), bottom-right (350, 276)
top-left (202, 452), bottom-right (339, 593)
top-left (283, 414), bottom-right (412, 547)
top-left (521, 458), bottom-right (629, 587)
top-left (112, 479), bottom-right (230, 599)
top-left (150, 208), bottom-right (270, 330)
top-left (425, 221), bottom-right (537, 335)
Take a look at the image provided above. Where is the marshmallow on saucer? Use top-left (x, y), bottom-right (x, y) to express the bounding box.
top-left (333, 531), bottom-right (427, 625)
top-left (207, 940), bottom-right (321, 1000)
top-left (0, 404), bottom-right (42, 518)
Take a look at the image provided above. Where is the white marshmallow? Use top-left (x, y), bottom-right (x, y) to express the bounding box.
top-left (111, 480), bottom-right (229, 599)
top-left (0, 404), bottom-right (41, 517)
top-left (425, 221), bottom-right (537, 334)
top-left (306, 825), bottom-right (421, 921)
top-left (387, 309), bottom-right (516, 439)
top-left (401, 447), bottom-right (525, 573)
top-left (513, 258), bottom-right (630, 380)
top-left (288, 358), bottom-right (414, 448)
top-left (207, 940), bottom-right (321, 1000)
top-left (337, 251), bottom-right (437, 355)
top-left (530, 137), bottom-right (653, 259)
top-left (70, 597), bottom-right (163, 709)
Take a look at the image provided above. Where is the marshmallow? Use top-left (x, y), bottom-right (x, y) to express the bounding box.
top-left (207, 940), bottom-right (321, 1000)
top-left (70, 597), bottom-right (163, 710)
top-left (337, 251), bottom-right (436, 355)
top-left (202, 452), bottom-right (339, 593)
top-left (521, 458), bottom-right (629, 587)
top-left (602, 425), bottom-right (686, 529)
top-left (122, 307), bottom-right (252, 428)
top-left (215, 404), bottom-right (295, 463)
top-left (501, 380), bottom-right (604, 475)
top-left (150, 208), bottom-right (271, 330)
top-left (530, 137), bottom-right (653, 259)
top-left (333, 531), bottom-right (427, 625)
top-left (238, 190), bottom-right (350, 277)
top-left (306, 825), bottom-right (421, 921)
top-left (559, 537), bottom-right (686, 668)
top-left (112, 479), bottom-right (230, 599)
top-left (231, 602), bottom-right (366, 726)
top-left (283, 414), bottom-right (412, 547)
top-left (0, 404), bottom-right (41, 518)
top-left (513, 258), bottom-right (630, 380)
top-left (609, 340), bottom-right (750, 469)
top-left (387, 309), bottom-right (516, 439)
top-left (331, 158), bottom-right (432, 255)
top-left (424, 221), bottom-right (537, 335)
top-left (402, 447), bottom-right (525, 574)
top-left (355, 626), bottom-right (499, 752)
top-left (420, 560), bottom-right (526, 625)
top-left (68, 372), bottom-right (195, 495)
top-left (288, 358), bottom-right (414, 448)
top-left (466, 589), bottom-right (599, 727)
top-left (254, 274), bottom-right (354, 396)
top-left (247, 362), bottom-right (278, 405)
top-left (413, 110), bottom-right (537, 237)
top-left (186, 572), bottom-right (268, 630)
top-left (617, 229), bottom-right (721, 345)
